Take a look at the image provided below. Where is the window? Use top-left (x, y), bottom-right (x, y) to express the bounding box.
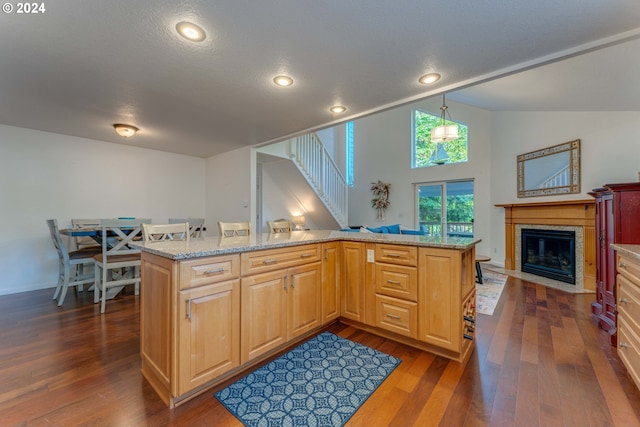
top-left (346, 121), bottom-right (354, 187)
top-left (415, 180), bottom-right (474, 237)
top-left (412, 109), bottom-right (468, 168)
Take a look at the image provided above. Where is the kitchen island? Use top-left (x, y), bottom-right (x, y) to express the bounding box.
top-left (134, 230), bottom-right (480, 407)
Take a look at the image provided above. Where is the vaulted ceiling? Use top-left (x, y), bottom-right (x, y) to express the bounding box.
top-left (1, 0), bottom-right (639, 157)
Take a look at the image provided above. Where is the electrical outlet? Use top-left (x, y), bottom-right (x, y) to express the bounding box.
top-left (367, 249), bottom-right (375, 263)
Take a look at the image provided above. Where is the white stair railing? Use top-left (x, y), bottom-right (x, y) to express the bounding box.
top-left (289, 133), bottom-right (348, 228)
top-left (540, 164), bottom-right (570, 188)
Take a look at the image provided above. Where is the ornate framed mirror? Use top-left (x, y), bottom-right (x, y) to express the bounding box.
top-left (517, 139), bottom-right (580, 198)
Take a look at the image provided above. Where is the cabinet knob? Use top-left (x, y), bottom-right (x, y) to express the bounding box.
top-left (620, 342), bottom-right (629, 349)
top-left (619, 297), bottom-right (628, 304)
top-left (619, 262), bottom-right (627, 269)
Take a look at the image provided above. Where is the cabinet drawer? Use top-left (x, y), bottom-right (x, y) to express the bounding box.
top-left (618, 317), bottom-right (640, 391)
top-left (375, 244), bottom-right (417, 266)
top-left (375, 263), bottom-right (417, 301)
top-left (241, 244), bottom-right (320, 275)
top-left (618, 273), bottom-right (640, 332)
top-left (375, 295), bottom-right (417, 339)
top-left (179, 254), bottom-right (240, 290)
top-left (618, 254), bottom-right (640, 285)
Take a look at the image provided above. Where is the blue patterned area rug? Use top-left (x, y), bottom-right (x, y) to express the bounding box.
top-left (215, 331), bottom-right (401, 427)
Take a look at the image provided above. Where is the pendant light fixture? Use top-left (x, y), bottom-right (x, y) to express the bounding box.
top-left (430, 94), bottom-right (459, 143)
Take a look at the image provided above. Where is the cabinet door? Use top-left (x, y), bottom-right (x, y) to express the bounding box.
top-left (418, 248), bottom-right (461, 352)
top-left (288, 262), bottom-right (322, 339)
top-left (321, 242), bottom-right (340, 324)
top-left (177, 279), bottom-right (240, 395)
top-left (241, 271), bottom-right (288, 363)
top-left (341, 241), bottom-right (366, 322)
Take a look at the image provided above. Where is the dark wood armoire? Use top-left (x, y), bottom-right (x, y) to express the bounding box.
top-left (589, 182), bottom-right (640, 344)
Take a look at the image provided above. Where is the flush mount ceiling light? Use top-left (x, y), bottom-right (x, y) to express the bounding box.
top-left (430, 93), bottom-right (459, 143)
top-left (418, 73), bottom-right (441, 85)
top-left (176, 21), bottom-right (206, 42)
top-left (113, 123), bottom-right (139, 138)
top-left (273, 75), bottom-right (294, 87)
top-left (329, 105), bottom-right (346, 114)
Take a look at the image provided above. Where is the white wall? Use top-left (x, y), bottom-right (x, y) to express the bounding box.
top-left (0, 124), bottom-right (206, 295)
top-left (490, 111), bottom-right (640, 266)
top-left (348, 97), bottom-right (494, 256)
top-left (205, 146), bottom-right (253, 235)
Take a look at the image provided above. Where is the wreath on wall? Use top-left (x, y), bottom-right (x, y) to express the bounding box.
top-left (371, 180), bottom-right (391, 221)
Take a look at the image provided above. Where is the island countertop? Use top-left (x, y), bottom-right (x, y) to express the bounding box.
top-left (131, 229), bottom-right (481, 260)
top-left (611, 243), bottom-right (640, 262)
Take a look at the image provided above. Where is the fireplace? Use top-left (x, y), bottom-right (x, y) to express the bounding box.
top-left (521, 228), bottom-right (576, 284)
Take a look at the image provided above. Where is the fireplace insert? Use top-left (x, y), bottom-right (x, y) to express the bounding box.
top-left (521, 228), bottom-right (575, 284)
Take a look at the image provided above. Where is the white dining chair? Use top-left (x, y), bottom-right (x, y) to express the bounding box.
top-left (218, 221), bottom-right (251, 237)
top-left (267, 219), bottom-right (292, 233)
top-left (93, 218), bottom-right (151, 314)
top-left (71, 218), bottom-right (105, 250)
top-left (169, 217), bottom-right (205, 238)
top-left (47, 219), bottom-right (101, 306)
top-left (143, 223), bottom-right (190, 242)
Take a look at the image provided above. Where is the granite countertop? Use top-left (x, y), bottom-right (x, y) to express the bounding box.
top-left (611, 244), bottom-right (640, 262)
top-left (131, 229), bottom-right (481, 260)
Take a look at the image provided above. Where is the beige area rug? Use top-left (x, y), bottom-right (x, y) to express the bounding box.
top-left (476, 269), bottom-right (508, 315)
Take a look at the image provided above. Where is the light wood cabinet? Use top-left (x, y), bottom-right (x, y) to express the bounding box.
top-left (240, 270), bottom-right (288, 363)
top-left (140, 252), bottom-right (241, 407)
top-left (418, 246), bottom-right (476, 360)
top-left (616, 251), bottom-right (640, 390)
top-left (140, 238), bottom-right (478, 407)
top-left (177, 279), bottom-right (240, 395)
top-left (240, 245), bottom-right (322, 363)
top-left (374, 244), bottom-right (418, 338)
top-left (341, 241), bottom-right (366, 322)
top-left (321, 242), bottom-right (340, 324)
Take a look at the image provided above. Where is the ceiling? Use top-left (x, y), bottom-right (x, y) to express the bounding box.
top-left (1, 1), bottom-right (639, 158)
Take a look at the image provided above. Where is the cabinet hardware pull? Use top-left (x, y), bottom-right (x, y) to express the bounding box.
top-left (325, 249), bottom-right (329, 260)
top-left (619, 262), bottom-right (627, 268)
top-left (620, 342), bottom-right (629, 349)
top-left (187, 298), bottom-right (191, 320)
top-left (284, 275), bottom-right (288, 291)
top-left (387, 280), bottom-right (401, 285)
top-left (619, 297), bottom-right (628, 304)
top-left (204, 268), bottom-right (224, 275)
top-left (300, 253), bottom-right (314, 258)
top-left (290, 274), bottom-right (295, 288)
top-left (386, 314), bottom-right (401, 319)
top-left (387, 253), bottom-right (402, 258)
top-left (263, 259), bottom-right (278, 265)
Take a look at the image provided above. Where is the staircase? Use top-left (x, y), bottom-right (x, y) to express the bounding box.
top-left (288, 133), bottom-right (348, 228)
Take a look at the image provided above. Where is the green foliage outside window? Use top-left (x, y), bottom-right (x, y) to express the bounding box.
top-left (413, 109), bottom-right (468, 168)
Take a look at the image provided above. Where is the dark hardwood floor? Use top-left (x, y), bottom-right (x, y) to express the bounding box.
top-left (1, 277), bottom-right (639, 427)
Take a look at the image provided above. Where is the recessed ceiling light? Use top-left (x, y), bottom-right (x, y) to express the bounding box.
top-left (418, 73), bottom-right (441, 85)
top-left (273, 75), bottom-right (294, 87)
top-left (176, 21), bottom-right (206, 42)
top-left (113, 124), bottom-right (139, 138)
top-left (329, 105), bottom-right (347, 114)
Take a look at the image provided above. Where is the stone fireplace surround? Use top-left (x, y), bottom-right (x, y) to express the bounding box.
top-left (495, 200), bottom-right (596, 294)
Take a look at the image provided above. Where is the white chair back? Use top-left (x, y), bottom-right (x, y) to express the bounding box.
top-left (71, 218), bottom-right (104, 249)
top-left (169, 217), bottom-right (205, 238)
top-left (218, 221), bottom-right (251, 237)
top-left (267, 220), bottom-right (292, 233)
top-left (143, 223), bottom-right (190, 242)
